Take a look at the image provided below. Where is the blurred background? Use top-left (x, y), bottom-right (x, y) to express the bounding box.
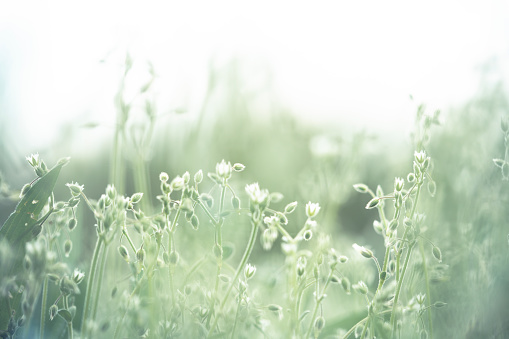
top-left (1, 1), bottom-right (509, 337)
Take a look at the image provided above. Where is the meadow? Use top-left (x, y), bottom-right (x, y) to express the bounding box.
top-left (1, 60), bottom-right (508, 339)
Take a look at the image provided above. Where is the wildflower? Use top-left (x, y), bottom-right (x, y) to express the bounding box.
top-left (306, 202), bottom-right (320, 218)
top-left (245, 183), bottom-right (269, 205)
top-left (352, 243), bottom-right (373, 259)
top-left (216, 160), bottom-right (232, 180)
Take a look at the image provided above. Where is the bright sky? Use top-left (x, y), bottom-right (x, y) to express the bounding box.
top-left (1, 0), bottom-right (508, 154)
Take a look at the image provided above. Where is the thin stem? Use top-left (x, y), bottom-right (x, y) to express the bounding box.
top-left (230, 292), bottom-right (243, 339)
top-left (419, 240), bottom-right (433, 339)
top-left (39, 276), bottom-right (48, 339)
top-left (81, 237), bottom-right (104, 339)
top-left (207, 220), bottom-right (260, 337)
top-left (390, 180), bottom-right (423, 337)
top-left (64, 296), bottom-right (73, 339)
top-left (390, 242), bottom-right (415, 334)
top-left (305, 267), bottom-right (335, 338)
top-left (91, 244), bottom-right (109, 323)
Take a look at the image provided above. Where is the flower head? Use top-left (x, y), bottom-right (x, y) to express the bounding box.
top-left (306, 202), bottom-right (320, 218)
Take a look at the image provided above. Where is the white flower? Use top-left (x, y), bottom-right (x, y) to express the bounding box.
top-left (171, 176), bottom-right (185, 190)
top-left (244, 263), bottom-right (256, 280)
top-left (414, 150), bottom-right (427, 164)
top-left (305, 202), bottom-right (320, 218)
top-left (216, 159), bottom-right (232, 179)
top-left (394, 177), bottom-right (404, 192)
top-left (352, 243), bottom-right (373, 259)
top-left (245, 182), bottom-right (269, 205)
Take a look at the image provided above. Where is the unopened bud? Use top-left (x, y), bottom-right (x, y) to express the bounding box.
top-left (118, 245), bottom-right (129, 261)
top-left (64, 239), bottom-right (72, 257)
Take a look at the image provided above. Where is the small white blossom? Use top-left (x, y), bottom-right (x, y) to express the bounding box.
top-left (306, 202), bottom-right (321, 218)
top-left (216, 159), bottom-right (232, 180)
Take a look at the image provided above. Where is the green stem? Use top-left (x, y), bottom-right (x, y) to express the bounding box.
top-left (81, 237), bottom-right (104, 338)
top-left (305, 267), bottom-right (335, 338)
top-left (207, 220), bottom-right (260, 337)
top-left (64, 296), bottom-right (73, 339)
top-left (113, 278), bottom-right (144, 339)
top-left (390, 242), bottom-right (415, 334)
top-left (390, 181), bottom-right (422, 337)
top-left (419, 240), bottom-right (433, 339)
top-left (230, 292), bottom-right (243, 339)
top-left (39, 276), bottom-right (48, 339)
top-left (91, 244), bottom-right (109, 323)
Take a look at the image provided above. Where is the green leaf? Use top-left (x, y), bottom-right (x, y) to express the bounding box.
top-left (57, 309), bottom-right (73, 322)
top-left (222, 243), bottom-right (235, 260)
top-left (0, 161), bottom-right (66, 330)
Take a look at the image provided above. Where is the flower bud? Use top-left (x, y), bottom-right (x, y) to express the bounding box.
top-left (64, 239), bottom-right (72, 257)
top-left (118, 245), bottom-right (129, 261)
top-left (130, 192), bottom-right (143, 204)
top-left (182, 171), bottom-right (190, 184)
top-left (394, 177), bottom-right (404, 192)
top-left (353, 281), bottom-right (368, 295)
top-left (194, 170), bottom-right (203, 184)
top-left (388, 219), bottom-right (398, 232)
top-left (136, 248), bottom-right (145, 263)
top-left (232, 163), bottom-right (246, 172)
top-left (352, 243), bottom-right (373, 259)
top-left (66, 182), bottom-right (84, 197)
top-left (365, 198), bottom-right (380, 209)
top-left (284, 201), bottom-right (298, 214)
top-left (106, 184), bottom-right (116, 200)
top-left (49, 304), bottom-right (58, 321)
top-left (353, 183), bottom-right (369, 193)
top-left (169, 251), bottom-right (179, 265)
top-left (68, 218), bottom-right (77, 231)
top-left (432, 245), bottom-right (442, 263)
top-left (231, 196), bottom-right (240, 209)
top-left (213, 244), bottom-right (222, 260)
top-left (314, 316), bottom-right (325, 332)
top-left (341, 277), bottom-right (351, 294)
top-left (190, 214), bottom-right (199, 230)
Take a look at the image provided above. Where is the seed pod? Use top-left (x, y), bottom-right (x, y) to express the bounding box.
top-left (353, 183), bottom-right (369, 193)
top-left (64, 239), bottom-right (72, 257)
top-left (284, 201), bottom-right (298, 214)
top-left (432, 246), bottom-right (442, 263)
top-left (131, 192), bottom-right (143, 204)
top-left (365, 198), bottom-right (380, 209)
top-left (67, 218), bottom-right (77, 231)
top-left (213, 244), bottom-right (222, 260)
top-left (169, 251), bottom-right (179, 265)
top-left (341, 277), bottom-right (351, 294)
top-left (433, 301), bottom-right (447, 308)
top-left (49, 304), bottom-right (58, 321)
top-left (389, 219), bottom-right (398, 232)
top-left (314, 316), bottom-right (325, 331)
top-left (68, 197), bottom-right (80, 208)
top-left (190, 214), bottom-right (199, 230)
top-left (54, 201), bottom-right (66, 211)
top-left (118, 245), bottom-right (129, 261)
top-left (231, 196), bottom-right (240, 209)
top-left (136, 248), bottom-right (145, 263)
